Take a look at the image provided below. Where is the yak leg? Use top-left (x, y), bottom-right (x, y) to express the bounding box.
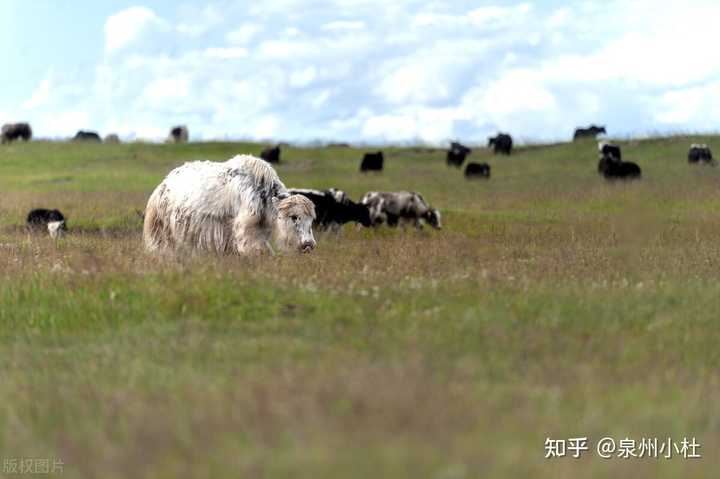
top-left (406, 217), bottom-right (423, 230)
top-left (233, 213), bottom-right (272, 254)
top-left (398, 217), bottom-right (413, 230)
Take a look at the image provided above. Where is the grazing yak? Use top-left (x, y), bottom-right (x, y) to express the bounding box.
top-left (360, 151), bottom-right (384, 172)
top-left (26, 209), bottom-right (67, 238)
top-left (1, 123), bottom-right (32, 144)
top-left (597, 143), bottom-right (641, 180)
top-left (104, 133), bottom-right (120, 144)
top-left (465, 162), bottom-right (491, 179)
top-left (447, 142), bottom-right (472, 167)
top-left (288, 188), bottom-right (372, 231)
top-left (574, 125), bottom-right (606, 141)
top-left (488, 133), bottom-right (513, 155)
top-left (600, 160), bottom-right (642, 180)
top-left (260, 145), bottom-right (281, 164)
top-left (688, 144), bottom-right (715, 165)
top-left (143, 155), bottom-right (316, 255)
top-left (361, 191), bottom-right (442, 229)
top-left (74, 130), bottom-right (101, 142)
top-left (168, 125), bottom-right (189, 143)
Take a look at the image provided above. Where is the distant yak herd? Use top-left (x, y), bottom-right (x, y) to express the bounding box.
top-left (3, 120), bottom-right (718, 249)
top-left (1, 123), bottom-right (191, 145)
top-left (3, 122), bottom-right (716, 184)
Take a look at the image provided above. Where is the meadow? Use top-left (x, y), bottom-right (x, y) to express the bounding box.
top-left (0, 137), bottom-right (719, 478)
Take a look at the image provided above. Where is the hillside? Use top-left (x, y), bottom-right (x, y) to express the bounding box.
top-left (0, 137), bottom-right (717, 478)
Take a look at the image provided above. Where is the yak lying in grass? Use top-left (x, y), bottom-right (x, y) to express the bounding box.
top-left (599, 160), bottom-right (642, 179)
top-left (27, 208), bottom-right (67, 238)
top-left (597, 143), bottom-right (641, 180)
top-left (464, 162), bottom-right (491, 179)
top-left (144, 155), bottom-right (316, 255)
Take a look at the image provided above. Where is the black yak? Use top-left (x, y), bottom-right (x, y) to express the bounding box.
top-left (464, 162), bottom-right (491, 179)
top-left (488, 133), bottom-right (512, 155)
top-left (360, 151), bottom-right (384, 172)
top-left (1, 123), bottom-right (32, 144)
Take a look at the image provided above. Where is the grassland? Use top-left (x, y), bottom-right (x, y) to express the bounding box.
top-left (0, 137), bottom-right (719, 478)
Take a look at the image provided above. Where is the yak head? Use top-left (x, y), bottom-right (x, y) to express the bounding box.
top-left (274, 195), bottom-right (317, 253)
top-left (425, 208), bottom-right (442, 229)
top-left (345, 200), bottom-right (372, 227)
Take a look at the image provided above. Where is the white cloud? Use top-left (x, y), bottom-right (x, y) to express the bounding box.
top-left (312, 90), bottom-right (331, 109)
top-left (12, 1), bottom-right (720, 144)
top-left (413, 3), bottom-right (532, 29)
top-left (412, 13), bottom-right (459, 28)
top-left (142, 76), bottom-right (191, 103)
top-left (30, 110), bottom-right (91, 138)
top-left (363, 114), bottom-right (416, 140)
top-left (289, 66), bottom-right (317, 88)
top-left (362, 106), bottom-right (461, 143)
top-left (105, 7), bottom-right (167, 54)
top-left (378, 62), bottom-right (450, 104)
top-left (204, 47), bottom-right (249, 59)
top-left (475, 69), bottom-right (556, 113)
top-left (226, 24), bottom-right (263, 44)
top-left (467, 3), bottom-right (532, 27)
top-left (547, 8), bottom-right (571, 28)
top-left (655, 82), bottom-right (720, 125)
top-left (321, 20), bottom-right (365, 31)
top-left (252, 115), bottom-right (280, 139)
top-left (175, 5), bottom-right (223, 36)
top-left (258, 40), bottom-right (312, 59)
top-left (23, 76), bottom-right (53, 109)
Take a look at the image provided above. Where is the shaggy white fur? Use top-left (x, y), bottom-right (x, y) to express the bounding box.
top-left (144, 154), bottom-right (316, 254)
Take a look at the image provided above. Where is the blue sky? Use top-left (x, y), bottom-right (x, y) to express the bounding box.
top-left (2, 0), bottom-right (719, 144)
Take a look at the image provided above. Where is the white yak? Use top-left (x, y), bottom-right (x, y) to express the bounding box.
top-left (143, 154), bottom-right (316, 254)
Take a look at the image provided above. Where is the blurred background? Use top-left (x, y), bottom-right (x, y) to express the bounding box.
top-left (1, 0), bottom-right (719, 144)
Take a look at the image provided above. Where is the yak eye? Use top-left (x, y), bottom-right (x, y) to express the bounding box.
top-left (290, 215), bottom-right (299, 222)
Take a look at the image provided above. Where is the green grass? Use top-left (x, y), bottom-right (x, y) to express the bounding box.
top-left (0, 136), bottom-right (719, 478)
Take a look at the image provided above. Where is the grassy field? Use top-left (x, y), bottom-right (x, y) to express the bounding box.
top-left (0, 137), bottom-right (719, 478)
